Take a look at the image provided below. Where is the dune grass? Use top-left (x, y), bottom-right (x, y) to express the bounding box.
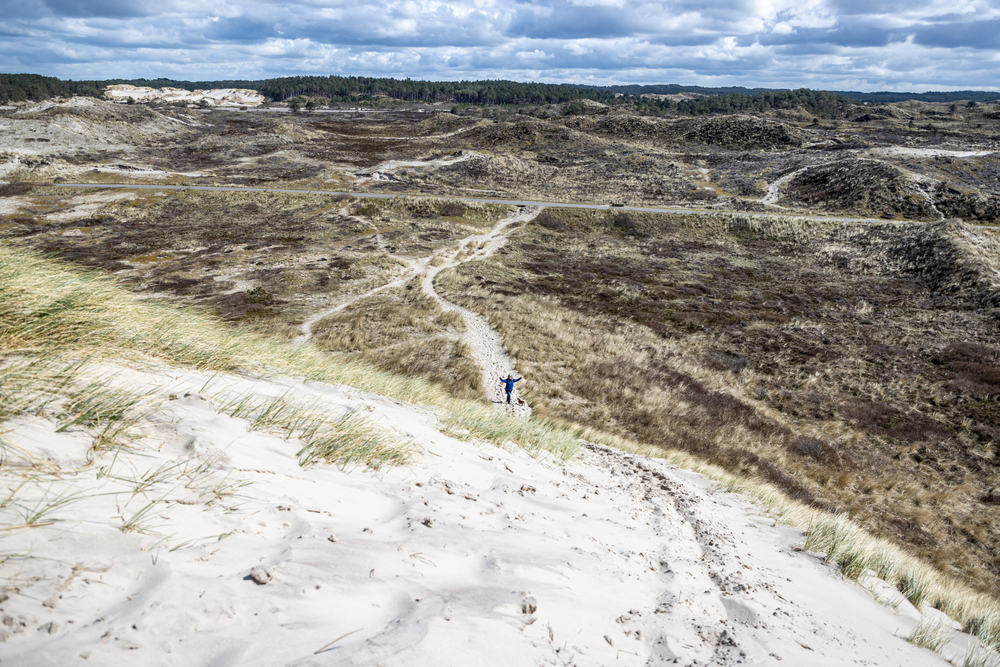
top-left (4, 245), bottom-right (1000, 658)
top-left (442, 401), bottom-right (580, 461)
top-left (0, 245), bottom-right (583, 464)
top-left (908, 619), bottom-right (953, 653)
top-left (0, 246), bottom-right (447, 406)
top-left (216, 392), bottom-right (408, 470)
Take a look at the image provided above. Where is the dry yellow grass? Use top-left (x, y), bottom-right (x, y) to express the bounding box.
top-left (312, 279), bottom-right (481, 399)
top-left (434, 207), bottom-right (1000, 598)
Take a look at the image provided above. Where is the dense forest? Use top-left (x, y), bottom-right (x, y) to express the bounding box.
top-left (673, 89), bottom-right (854, 117)
top-left (104, 75), bottom-right (622, 105)
top-left (0, 74), bottom-right (104, 104)
top-left (3, 72), bottom-right (998, 111)
top-left (585, 83), bottom-right (778, 96)
top-left (587, 83), bottom-right (1000, 105)
top-left (837, 90), bottom-right (1000, 104)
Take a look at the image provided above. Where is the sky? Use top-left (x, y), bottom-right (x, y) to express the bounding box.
top-left (1, 0), bottom-right (998, 91)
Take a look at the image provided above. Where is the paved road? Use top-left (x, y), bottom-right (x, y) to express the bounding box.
top-left (53, 183), bottom-right (1000, 229)
top-left (47, 181), bottom-right (921, 225)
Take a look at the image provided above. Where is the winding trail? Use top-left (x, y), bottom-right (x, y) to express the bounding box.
top-left (295, 205), bottom-right (537, 415)
top-left (50, 182), bottom-right (922, 225)
top-left (293, 204), bottom-right (422, 345)
top-left (759, 153), bottom-right (963, 221)
top-left (420, 207), bottom-right (537, 417)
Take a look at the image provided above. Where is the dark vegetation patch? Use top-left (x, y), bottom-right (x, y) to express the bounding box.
top-left (446, 208), bottom-right (1000, 592)
top-left (785, 159), bottom-right (938, 219)
top-left (0, 182), bottom-right (34, 197)
top-left (532, 211), bottom-right (565, 230)
top-left (685, 115), bottom-right (805, 150)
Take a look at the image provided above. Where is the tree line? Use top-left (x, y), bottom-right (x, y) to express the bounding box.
top-left (3, 73), bottom-right (997, 114)
top-left (837, 90), bottom-right (1000, 104)
top-left (673, 89), bottom-right (855, 117)
top-left (0, 74), bottom-right (104, 104)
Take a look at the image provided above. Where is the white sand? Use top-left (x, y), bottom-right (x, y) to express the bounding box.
top-left (104, 86), bottom-right (265, 107)
top-left (0, 360), bottom-right (980, 666)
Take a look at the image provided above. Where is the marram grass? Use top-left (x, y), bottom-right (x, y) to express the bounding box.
top-left (442, 401), bottom-right (580, 461)
top-left (215, 391), bottom-right (408, 470)
top-left (0, 246), bottom-right (446, 407)
top-left (4, 246), bottom-right (1000, 656)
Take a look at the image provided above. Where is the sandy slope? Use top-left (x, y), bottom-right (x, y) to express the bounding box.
top-left (104, 85), bottom-right (265, 107)
top-left (0, 361), bottom-right (973, 666)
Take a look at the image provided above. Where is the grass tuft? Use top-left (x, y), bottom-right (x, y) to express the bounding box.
top-left (216, 392), bottom-right (409, 470)
top-left (908, 619), bottom-right (953, 653)
top-left (442, 402), bottom-right (579, 460)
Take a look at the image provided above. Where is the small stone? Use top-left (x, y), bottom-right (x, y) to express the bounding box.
top-left (421, 518), bottom-right (433, 528)
top-left (39, 621), bottom-right (58, 634)
top-left (249, 567), bottom-right (272, 585)
top-left (327, 534), bottom-right (338, 543)
top-left (43, 596), bottom-right (59, 609)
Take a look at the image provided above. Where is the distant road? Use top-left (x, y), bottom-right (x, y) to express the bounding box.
top-left (47, 182), bottom-right (915, 225)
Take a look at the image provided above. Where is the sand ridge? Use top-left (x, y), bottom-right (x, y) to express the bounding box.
top-left (0, 361), bottom-right (967, 666)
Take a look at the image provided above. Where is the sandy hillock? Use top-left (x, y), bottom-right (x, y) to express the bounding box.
top-left (879, 220), bottom-right (1000, 311)
top-left (436, 152), bottom-right (558, 187)
top-left (935, 188), bottom-right (1000, 223)
top-left (586, 114), bottom-right (684, 143)
top-left (5, 97), bottom-right (195, 145)
top-left (463, 116), bottom-right (589, 150)
top-left (853, 106), bottom-right (912, 122)
top-left (104, 84), bottom-right (266, 107)
top-left (784, 158), bottom-right (938, 219)
top-left (684, 114), bottom-right (805, 150)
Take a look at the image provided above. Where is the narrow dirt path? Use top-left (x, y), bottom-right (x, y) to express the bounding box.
top-left (760, 165), bottom-right (811, 207)
top-left (293, 205), bottom-right (423, 345)
top-left (909, 179), bottom-right (946, 222)
top-left (296, 205), bottom-right (538, 416)
top-left (420, 207), bottom-right (538, 417)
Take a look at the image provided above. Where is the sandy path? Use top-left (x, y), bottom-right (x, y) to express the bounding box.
top-left (866, 146), bottom-right (996, 159)
top-left (760, 165), bottom-right (811, 206)
top-left (293, 205), bottom-right (422, 344)
top-left (909, 178), bottom-right (946, 221)
top-left (296, 205), bottom-right (537, 415)
top-left (320, 121), bottom-right (488, 142)
top-left (353, 152), bottom-right (474, 183)
top-left (420, 207), bottom-right (538, 416)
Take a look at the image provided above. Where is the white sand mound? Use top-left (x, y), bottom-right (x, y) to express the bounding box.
top-left (0, 360), bottom-right (972, 665)
top-left (105, 85), bottom-right (266, 107)
top-left (14, 97), bottom-right (96, 115)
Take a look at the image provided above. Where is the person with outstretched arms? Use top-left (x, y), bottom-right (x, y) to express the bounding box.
top-left (500, 374), bottom-right (523, 404)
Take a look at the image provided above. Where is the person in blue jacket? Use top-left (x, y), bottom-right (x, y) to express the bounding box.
top-left (500, 374), bottom-right (523, 404)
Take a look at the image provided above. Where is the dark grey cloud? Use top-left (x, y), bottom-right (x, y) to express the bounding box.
top-left (43, 0), bottom-right (172, 18)
top-left (505, 3), bottom-right (638, 39)
top-left (0, 0), bottom-right (996, 91)
top-left (827, 0), bottom-right (935, 16)
top-left (754, 23), bottom-right (903, 48)
top-left (912, 18), bottom-right (1000, 49)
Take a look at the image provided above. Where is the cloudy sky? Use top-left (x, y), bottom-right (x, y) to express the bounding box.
top-left (1, 0), bottom-right (998, 91)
